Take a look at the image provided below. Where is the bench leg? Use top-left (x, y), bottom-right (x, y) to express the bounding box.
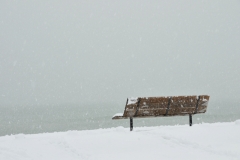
top-left (189, 114), bottom-right (192, 126)
top-left (130, 117), bottom-right (133, 131)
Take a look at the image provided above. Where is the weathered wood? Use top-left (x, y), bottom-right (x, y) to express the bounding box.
top-left (112, 95), bottom-right (210, 120)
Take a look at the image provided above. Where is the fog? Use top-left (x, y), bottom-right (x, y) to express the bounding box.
top-left (1, 1), bottom-right (240, 107)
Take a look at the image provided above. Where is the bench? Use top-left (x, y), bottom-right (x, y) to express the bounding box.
top-left (112, 95), bottom-right (210, 131)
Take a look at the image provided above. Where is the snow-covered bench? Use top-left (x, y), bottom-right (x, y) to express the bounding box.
top-left (112, 95), bottom-right (210, 131)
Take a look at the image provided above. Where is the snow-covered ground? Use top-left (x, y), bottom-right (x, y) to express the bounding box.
top-left (0, 120), bottom-right (240, 160)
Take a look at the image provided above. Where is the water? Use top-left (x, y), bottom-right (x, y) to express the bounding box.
top-left (0, 101), bottom-right (240, 136)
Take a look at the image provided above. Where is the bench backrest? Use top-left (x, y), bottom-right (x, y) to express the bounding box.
top-left (113, 95), bottom-right (210, 119)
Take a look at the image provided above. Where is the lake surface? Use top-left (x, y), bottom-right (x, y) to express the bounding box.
top-left (0, 100), bottom-right (240, 136)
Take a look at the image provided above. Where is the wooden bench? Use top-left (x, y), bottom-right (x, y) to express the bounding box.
top-left (112, 95), bottom-right (210, 131)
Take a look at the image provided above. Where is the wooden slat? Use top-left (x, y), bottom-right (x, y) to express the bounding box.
top-left (168, 96), bottom-right (198, 115)
top-left (196, 95), bottom-right (210, 113)
top-left (135, 97), bottom-right (169, 116)
top-left (123, 104), bottom-right (137, 117)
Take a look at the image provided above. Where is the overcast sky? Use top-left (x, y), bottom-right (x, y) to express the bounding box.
top-left (0, 1), bottom-right (240, 106)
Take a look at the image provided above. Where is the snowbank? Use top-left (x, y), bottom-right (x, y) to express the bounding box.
top-left (0, 121), bottom-right (240, 160)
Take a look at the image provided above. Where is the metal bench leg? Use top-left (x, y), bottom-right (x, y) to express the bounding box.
top-left (130, 117), bottom-right (133, 131)
top-left (189, 114), bottom-right (192, 126)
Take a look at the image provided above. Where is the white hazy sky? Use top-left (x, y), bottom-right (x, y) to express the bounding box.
top-left (0, 1), bottom-right (240, 106)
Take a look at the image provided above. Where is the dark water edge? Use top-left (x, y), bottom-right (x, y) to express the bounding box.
top-left (0, 101), bottom-right (240, 136)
